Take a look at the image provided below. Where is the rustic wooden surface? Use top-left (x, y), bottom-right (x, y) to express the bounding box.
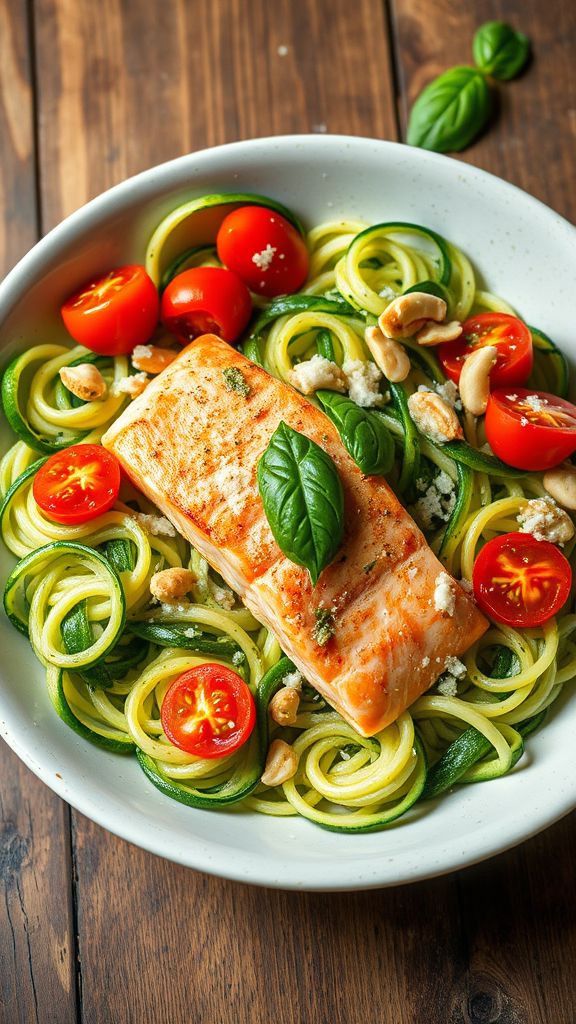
top-left (1, 1), bottom-right (575, 1022)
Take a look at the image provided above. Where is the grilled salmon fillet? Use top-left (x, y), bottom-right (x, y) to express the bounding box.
top-left (102, 335), bottom-right (487, 737)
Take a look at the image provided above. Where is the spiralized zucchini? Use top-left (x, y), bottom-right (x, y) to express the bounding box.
top-left (1, 198), bottom-right (575, 834)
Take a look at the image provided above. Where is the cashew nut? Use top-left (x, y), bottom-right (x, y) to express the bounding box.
top-left (269, 686), bottom-right (300, 726)
top-left (459, 345), bottom-right (498, 416)
top-left (407, 390), bottom-right (463, 444)
top-left (364, 326), bottom-right (410, 383)
top-left (416, 320), bottom-right (463, 347)
top-left (544, 465), bottom-right (576, 510)
top-left (149, 567), bottom-right (196, 602)
top-left (261, 739), bottom-right (299, 786)
top-left (378, 292), bottom-right (447, 340)
top-left (59, 363), bottom-right (107, 401)
top-left (132, 345), bottom-right (177, 374)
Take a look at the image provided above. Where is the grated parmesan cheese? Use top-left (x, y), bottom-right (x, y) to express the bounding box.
top-left (421, 655), bottom-right (430, 668)
top-left (208, 580), bottom-right (235, 610)
top-left (434, 572), bottom-right (456, 616)
top-left (132, 513), bottom-right (176, 537)
top-left (289, 355), bottom-right (347, 395)
top-left (342, 359), bottom-right (385, 408)
top-left (282, 670), bottom-right (303, 690)
top-left (232, 650), bottom-right (246, 666)
top-left (412, 472), bottom-right (456, 531)
top-left (437, 676), bottom-right (459, 697)
top-left (517, 496), bottom-right (575, 546)
top-left (524, 394), bottom-right (547, 412)
top-left (418, 380), bottom-right (462, 411)
top-left (111, 372), bottom-right (149, 397)
top-left (252, 244), bottom-right (277, 271)
top-left (444, 655), bottom-right (467, 678)
top-left (211, 464), bottom-right (250, 516)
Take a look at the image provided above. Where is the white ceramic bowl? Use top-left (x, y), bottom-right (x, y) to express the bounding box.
top-left (1, 136), bottom-right (576, 891)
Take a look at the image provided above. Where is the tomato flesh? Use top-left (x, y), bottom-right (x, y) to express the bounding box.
top-left (216, 205), bottom-right (309, 297)
top-left (472, 532), bottom-right (571, 627)
top-left (485, 387), bottom-right (576, 470)
top-left (161, 267), bottom-right (252, 344)
top-left (61, 265), bottom-right (159, 356)
top-left (33, 444), bottom-right (121, 525)
top-left (160, 664), bottom-right (256, 758)
top-left (438, 312), bottom-right (533, 387)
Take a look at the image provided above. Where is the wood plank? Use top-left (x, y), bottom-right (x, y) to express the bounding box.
top-left (390, 0), bottom-right (576, 222)
top-left (0, 2), bottom-right (78, 1022)
top-left (36, 0), bottom-right (396, 232)
top-left (392, 3), bottom-right (576, 1021)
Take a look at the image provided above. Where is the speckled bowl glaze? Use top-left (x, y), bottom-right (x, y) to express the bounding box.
top-left (1, 136), bottom-right (575, 890)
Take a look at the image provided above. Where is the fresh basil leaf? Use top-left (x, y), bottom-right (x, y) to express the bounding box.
top-left (316, 390), bottom-right (394, 476)
top-left (257, 421), bottom-right (344, 585)
top-left (473, 21), bottom-right (530, 81)
top-left (407, 66), bottom-right (491, 153)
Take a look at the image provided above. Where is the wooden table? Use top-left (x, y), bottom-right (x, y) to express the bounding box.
top-left (1, 2), bottom-right (575, 1021)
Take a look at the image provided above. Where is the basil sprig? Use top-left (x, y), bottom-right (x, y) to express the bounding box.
top-left (407, 21), bottom-right (531, 154)
top-left (473, 21), bottom-right (530, 81)
top-left (316, 390), bottom-right (394, 476)
top-left (257, 422), bottom-right (344, 585)
top-left (407, 66), bottom-right (490, 153)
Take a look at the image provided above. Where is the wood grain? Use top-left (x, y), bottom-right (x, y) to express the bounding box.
top-left (35, 0), bottom-right (397, 231)
top-left (391, 0), bottom-right (576, 223)
top-left (0, 2), bottom-right (78, 1022)
top-left (4, 1), bottom-right (576, 1022)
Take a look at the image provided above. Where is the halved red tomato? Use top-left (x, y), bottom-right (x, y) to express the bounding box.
top-left (216, 205), bottom-right (309, 297)
top-left (61, 265), bottom-right (159, 355)
top-left (472, 532), bottom-right (571, 627)
top-left (160, 664), bottom-right (256, 759)
top-left (438, 312), bottom-right (533, 388)
top-left (485, 388), bottom-right (576, 470)
top-left (33, 444), bottom-right (121, 524)
top-left (161, 267), bottom-right (252, 344)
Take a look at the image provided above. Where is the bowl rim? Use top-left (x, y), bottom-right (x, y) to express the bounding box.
top-left (1, 134), bottom-right (576, 891)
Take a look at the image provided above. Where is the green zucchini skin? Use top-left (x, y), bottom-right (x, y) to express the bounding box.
top-left (439, 460), bottom-right (473, 556)
top-left (46, 666), bottom-right (134, 753)
top-left (136, 656), bottom-right (297, 809)
top-left (348, 222), bottom-right (452, 286)
top-left (249, 294), bottom-right (355, 339)
top-left (127, 620), bottom-right (243, 659)
top-left (1, 353), bottom-right (86, 453)
top-left (440, 440), bottom-right (529, 478)
top-left (389, 383), bottom-right (420, 496)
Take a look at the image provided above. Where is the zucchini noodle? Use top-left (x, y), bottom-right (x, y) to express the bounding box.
top-left (2, 196), bottom-right (575, 834)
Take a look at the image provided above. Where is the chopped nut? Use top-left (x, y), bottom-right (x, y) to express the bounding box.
top-left (269, 686), bottom-right (300, 726)
top-left (261, 739), bottom-right (299, 786)
top-left (378, 292), bottom-right (447, 340)
top-left (459, 345), bottom-right (498, 416)
top-left (149, 567), bottom-right (196, 602)
top-left (416, 320), bottom-right (463, 347)
top-left (59, 363), bottom-right (107, 401)
top-left (407, 390), bottom-right (463, 444)
top-left (365, 326), bottom-right (410, 383)
top-left (543, 465), bottom-right (576, 510)
top-left (131, 345), bottom-right (177, 374)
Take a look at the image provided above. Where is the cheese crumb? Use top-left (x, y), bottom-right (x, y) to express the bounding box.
top-left (437, 676), bottom-right (459, 697)
top-left (434, 572), bottom-right (456, 616)
top-left (232, 650), bottom-right (246, 666)
top-left (132, 513), bottom-right (176, 537)
top-left (289, 355), bottom-right (347, 395)
top-left (444, 655), bottom-right (467, 678)
top-left (282, 670), bottom-right (303, 690)
top-left (183, 627), bottom-right (200, 638)
top-left (111, 372), bottom-right (149, 397)
top-left (252, 244), bottom-right (277, 270)
top-left (517, 496), bottom-right (575, 546)
top-left (412, 472), bottom-right (456, 530)
top-left (524, 394), bottom-right (547, 412)
top-left (418, 380), bottom-right (462, 411)
top-left (208, 580), bottom-right (235, 610)
top-left (342, 358), bottom-right (385, 408)
top-left (421, 655), bottom-right (430, 668)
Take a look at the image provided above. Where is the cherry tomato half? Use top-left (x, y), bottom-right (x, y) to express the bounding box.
top-left (160, 664), bottom-right (256, 758)
top-left (61, 265), bottom-right (159, 356)
top-left (216, 205), bottom-right (309, 297)
top-left (472, 532), bottom-right (572, 628)
top-left (33, 444), bottom-right (121, 525)
top-left (485, 387), bottom-right (576, 470)
top-left (438, 312), bottom-right (533, 388)
top-left (161, 267), bottom-right (252, 344)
